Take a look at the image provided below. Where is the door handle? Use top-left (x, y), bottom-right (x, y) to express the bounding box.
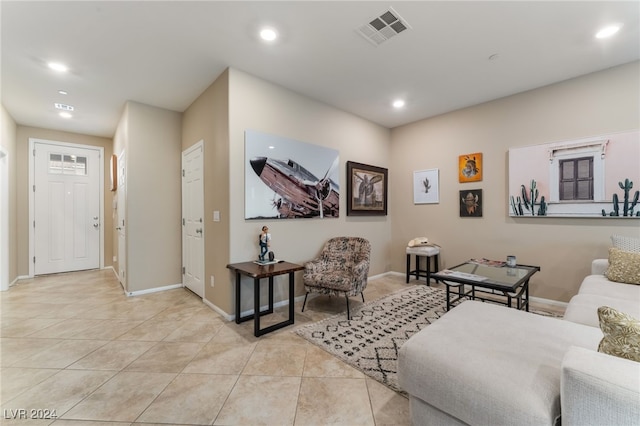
top-left (116, 227), bottom-right (122, 230)
top-left (196, 228), bottom-right (203, 234)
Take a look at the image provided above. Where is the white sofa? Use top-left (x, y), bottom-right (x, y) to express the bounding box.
top-left (398, 259), bottom-right (640, 426)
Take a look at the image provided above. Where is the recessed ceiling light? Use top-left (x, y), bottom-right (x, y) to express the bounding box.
top-left (595, 24), bottom-right (622, 39)
top-left (260, 28), bottom-right (278, 41)
top-left (59, 112), bottom-right (72, 119)
top-left (47, 62), bottom-right (68, 72)
top-left (58, 90), bottom-right (68, 95)
top-left (392, 99), bottom-right (405, 109)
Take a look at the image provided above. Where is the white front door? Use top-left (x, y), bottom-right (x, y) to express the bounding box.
top-left (182, 142), bottom-right (204, 298)
top-left (117, 151), bottom-right (127, 290)
top-left (34, 142), bottom-right (101, 275)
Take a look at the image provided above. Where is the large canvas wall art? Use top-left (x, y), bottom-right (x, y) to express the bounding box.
top-left (245, 130), bottom-right (339, 219)
top-left (508, 130), bottom-right (640, 218)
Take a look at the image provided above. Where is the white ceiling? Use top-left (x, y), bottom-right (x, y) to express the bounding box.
top-left (2, 1), bottom-right (639, 138)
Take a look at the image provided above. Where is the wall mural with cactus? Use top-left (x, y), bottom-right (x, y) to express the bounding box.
top-left (508, 130), bottom-right (639, 218)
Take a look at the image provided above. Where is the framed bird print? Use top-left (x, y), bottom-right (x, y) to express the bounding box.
top-left (413, 168), bottom-right (439, 204)
top-left (459, 152), bottom-right (483, 182)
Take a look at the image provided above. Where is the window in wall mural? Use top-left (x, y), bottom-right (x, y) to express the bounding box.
top-left (245, 130), bottom-right (339, 220)
top-left (508, 130), bottom-right (640, 218)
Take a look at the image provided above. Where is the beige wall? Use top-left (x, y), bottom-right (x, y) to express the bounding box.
top-left (390, 61), bottom-right (640, 302)
top-left (1, 105), bottom-right (18, 284)
top-left (122, 101), bottom-right (183, 292)
top-left (228, 68), bottom-right (391, 315)
top-left (14, 126), bottom-right (114, 276)
top-left (182, 69), bottom-right (231, 312)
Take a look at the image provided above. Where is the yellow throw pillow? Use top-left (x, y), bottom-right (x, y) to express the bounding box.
top-left (605, 247), bottom-right (640, 285)
top-left (597, 306), bottom-right (640, 362)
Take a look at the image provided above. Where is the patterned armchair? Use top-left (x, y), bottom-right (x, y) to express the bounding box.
top-left (302, 237), bottom-right (371, 319)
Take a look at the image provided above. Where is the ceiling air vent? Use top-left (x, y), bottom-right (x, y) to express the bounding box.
top-left (357, 7), bottom-right (411, 46)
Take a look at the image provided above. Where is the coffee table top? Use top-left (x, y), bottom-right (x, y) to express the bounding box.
top-left (432, 261), bottom-right (540, 292)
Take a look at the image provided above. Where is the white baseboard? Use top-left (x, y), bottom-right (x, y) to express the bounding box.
top-left (202, 293), bottom-right (309, 322)
top-left (202, 298), bottom-right (233, 321)
top-left (126, 283), bottom-right (183, 297)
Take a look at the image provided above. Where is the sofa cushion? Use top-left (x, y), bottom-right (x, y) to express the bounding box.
top-left (605, 248), bottom-right (640, 285)
top-left (578, 274), bottom-right (640, 300)
top-left (611, 234), bottom-right (640, 253)
top-left (564, 294), bottom-right (640, 328)
top-left (398, 301), bottom-right (603, 426)
top-left (597, 306), bottom-right (640, 362)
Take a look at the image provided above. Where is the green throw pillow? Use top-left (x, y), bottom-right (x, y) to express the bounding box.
top-left (605, 247), bottom-right (640, 285)
top-left (597, 306), bottom-right (640, 362)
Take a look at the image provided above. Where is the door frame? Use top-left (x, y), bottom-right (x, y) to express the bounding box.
top-left (0, 146), bottom-right (8, 291)
top-left (28, 138), bottom-right (104, 277)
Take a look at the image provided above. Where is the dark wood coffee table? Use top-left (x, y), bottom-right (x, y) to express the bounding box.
top-left (227, 261), bottom-right (304, 337)
top-left (431, 261), bottom-right (540, 311)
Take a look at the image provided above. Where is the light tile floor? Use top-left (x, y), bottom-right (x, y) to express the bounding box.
top-left (1, 269), bottom-right (564, 425)
top-left (1, 269), bottom-right (411, 426)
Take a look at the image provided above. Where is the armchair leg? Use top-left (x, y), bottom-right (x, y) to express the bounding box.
top-left (302, 292), bottom-right (309, 312)
top-left (361, 292), bottom-right (365, 303)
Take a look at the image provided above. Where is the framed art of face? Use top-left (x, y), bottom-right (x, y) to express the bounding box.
top-left (459, 153), bottom-right (482, 183)
top-left (460, 189), bottom-right (483, 217)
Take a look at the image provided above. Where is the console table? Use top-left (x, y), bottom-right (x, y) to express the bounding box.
top-left (226, 261), bottom-right (304, 337)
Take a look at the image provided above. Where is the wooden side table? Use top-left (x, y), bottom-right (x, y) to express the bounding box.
top-left (226, 261), bottom-right (304, 337)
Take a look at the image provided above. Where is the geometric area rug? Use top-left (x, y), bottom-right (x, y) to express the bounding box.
top-left (293, 285), bottom-right (449, 394)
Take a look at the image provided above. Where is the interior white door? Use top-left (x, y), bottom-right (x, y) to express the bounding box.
top-left (34, 142), bottom-right (100, 275)
top-left (116, 151), bottom-right (127, 289)
top-left (182, 142), bottom-right (204, 298)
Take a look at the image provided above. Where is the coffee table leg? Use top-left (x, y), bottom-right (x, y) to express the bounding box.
top-left (446, 284), bottom-right (451, 311)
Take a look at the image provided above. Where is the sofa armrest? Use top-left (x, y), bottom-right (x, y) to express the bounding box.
top-left (591, 259), bottom-right (608, 275)
top-left (561, 346), bottom-right (640, 426)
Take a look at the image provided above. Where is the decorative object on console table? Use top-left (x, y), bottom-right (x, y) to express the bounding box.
top-left (346, 161), bottom-right (388, 216)
top-left (413, 168), bottom-right (439, 204)
top-left (458, 152), bottom-right (482, 183)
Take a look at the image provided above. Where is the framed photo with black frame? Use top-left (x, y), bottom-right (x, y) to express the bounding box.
top-left (346, 161), bottom-right (388, 216)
